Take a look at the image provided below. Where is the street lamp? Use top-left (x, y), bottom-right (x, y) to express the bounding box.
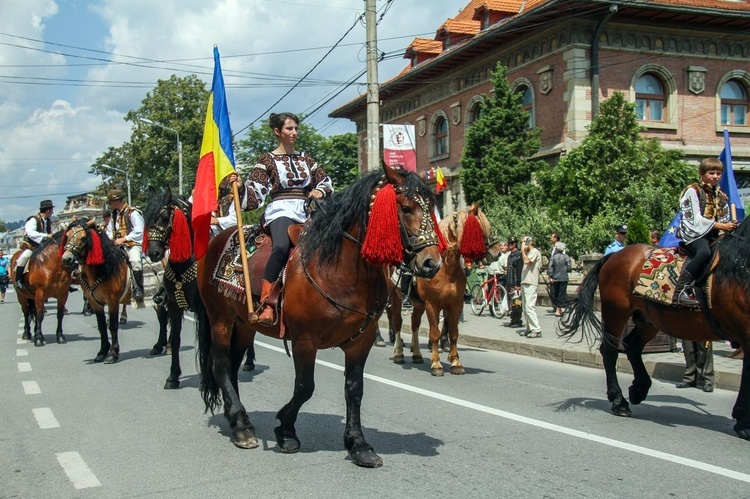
top-left (101, 164), bottom-right (131, 206)
top-left (139, 118), bottom-right (183, 195)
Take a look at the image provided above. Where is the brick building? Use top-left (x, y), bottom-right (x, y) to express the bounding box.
top-left (330, 0), bottom-right (750, 215)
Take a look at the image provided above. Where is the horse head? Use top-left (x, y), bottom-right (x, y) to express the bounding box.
top-left (143, 186), bottom-right (193, 263)
top-left (60, 219), bottom-right (100, 268)
top-left (440, 204), bottom-right (501, 264)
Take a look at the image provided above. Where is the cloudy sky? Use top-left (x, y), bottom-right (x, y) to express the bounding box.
top-left (0, 0), bottom-right (461, 223)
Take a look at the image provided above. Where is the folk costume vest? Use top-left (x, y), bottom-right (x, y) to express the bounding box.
top-left (114, 204), bottom-right (141, 247)
top-left (682, 182), bottom-right (728, 222)
top-left (22, 215), bottom-right (51, 249)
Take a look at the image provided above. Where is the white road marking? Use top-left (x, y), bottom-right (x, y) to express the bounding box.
top-left (16, 349), bottom-right (28, 356)
top-left (32, 407), bottom-right (60, 429)
top-left (56, 452), bottom-right (101, 489)
top-left (17, 362), bottom-right (31, 372)
top-left (22, 380), bottom-right (41, 395)
top-left (256, 339), bottom-right (750, 484)
top-left (16, 338), bottom-right (26, 344)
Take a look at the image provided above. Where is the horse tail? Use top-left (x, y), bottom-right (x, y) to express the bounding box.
top-left (194, 300), bottom-right (221, 414)
top-left (558, 253), bottom-right (612, 347)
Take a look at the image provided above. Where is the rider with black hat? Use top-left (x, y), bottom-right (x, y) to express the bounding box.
top-left (107, 189), bottom-right (145, 302)
top-left (15, 200), bottom-right (54, 289)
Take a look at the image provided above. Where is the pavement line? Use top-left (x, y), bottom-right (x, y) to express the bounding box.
top-left (16, 349), bottom-right (28, 357)
top-left (17, 362), bottom-right (31, 372)
top-left (55, 452), bottom-right (101, 489)
top-left (32, 407), bottom-right (60, 429)
top-left (256, 339), bottom-right (750, 484)
top-left (22, 380), bottom-right (41, 395)
top-left (16, 338), bottom-right (26, 345)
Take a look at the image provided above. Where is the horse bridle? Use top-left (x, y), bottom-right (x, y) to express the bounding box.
top-left (62, 225), bottom-right (88, 260)
top-left (147, 198), bottom-right (192, 247)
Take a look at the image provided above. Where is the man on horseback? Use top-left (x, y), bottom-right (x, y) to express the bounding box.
top-left (107, 189), bottom-right (145, 302)
top-left (229, 112), bottom-right (333, 326)
top-left (15, 199), bottom-right (54, 290)
top-left (675, 157), bottom-right (738, 305)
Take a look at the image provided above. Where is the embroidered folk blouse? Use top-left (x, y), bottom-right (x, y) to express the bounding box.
top-left (679, 182), bottom-right (730, 244)
top-left (240, 152), bottom-right (333, 224)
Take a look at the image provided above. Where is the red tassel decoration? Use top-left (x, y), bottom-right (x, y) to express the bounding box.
top-left (86, 229), bottom-right (105, 265)
top-left (361, 184), bottom-right (403, 266)
top-left (142, 230), bottom-right (149, 254)
top-left (459, 214), bottom-right (486, 261)
top-left (168, 208), bottom-right (193, 263)
top-left (432, 211), bottom-right (449, 253)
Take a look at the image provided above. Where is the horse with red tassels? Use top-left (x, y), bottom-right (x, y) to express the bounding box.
top-left (142, 187), bottom-right (210, 389)
top-left (559, 220), bottom-right (750, 440)
top-left (393, 204), bottom-right (502, 375)
top-left (60, 219), bottom-right (131, 363)
top-left (195, 165), bottom-right (443, 467)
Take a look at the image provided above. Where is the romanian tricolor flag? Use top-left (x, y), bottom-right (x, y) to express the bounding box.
top-left (435, 166), bottom-right (447, 194)
top-left (192, 46), bottom-right (236, 260)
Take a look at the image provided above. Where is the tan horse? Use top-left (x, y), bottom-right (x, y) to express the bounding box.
top-left (393, 205), bottom-right (502, 376)
top-left (11, 234), bottom-right (73, 346)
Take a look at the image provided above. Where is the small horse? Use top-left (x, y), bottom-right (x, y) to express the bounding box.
top-left (143, 187), bottom-right (209, 389)
top-left (11, 233), bottom-right (72, 346)
top-left (559, 224), bottom-right (750, 440)
top-left (393, 205), bottom-right (501, 375)
top-left (196, 165), bottom-right (443, 467)
top-left (60, 220), bottom-right (131, 364)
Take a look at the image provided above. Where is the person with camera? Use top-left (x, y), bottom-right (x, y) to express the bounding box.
top-left (520, 235), bottom-right (542, 338)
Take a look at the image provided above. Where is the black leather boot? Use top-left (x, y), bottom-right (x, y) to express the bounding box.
top-left (15, 266), bottom-right (25, 290)
top-left (133, 270), bottom-right (144, 302)
top-left (675, 269), bottom-right (698, 306)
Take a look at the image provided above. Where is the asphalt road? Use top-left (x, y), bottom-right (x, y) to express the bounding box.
top-left (2, 291), bottom-right (750, 498)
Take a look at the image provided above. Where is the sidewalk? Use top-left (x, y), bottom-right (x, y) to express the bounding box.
top-left (377, 301), bottom-right (743, 392)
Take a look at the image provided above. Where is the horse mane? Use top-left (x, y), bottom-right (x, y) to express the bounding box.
top-left (68, 219), bottom-right (125, 279)
top-left (143, 190), bottom-right (192, 228)
top-left (30, 229), bottom-right (64, 259)
top-left (300, 168), bottom-right (438, 268)
top-left (715, 220), bottom-right (750, 296)
top-left (440, 207), bottom-right (492, 247)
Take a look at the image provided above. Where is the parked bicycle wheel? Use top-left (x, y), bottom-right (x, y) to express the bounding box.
top-left (490, 284), bottom-right (509, 318)
top-left (470, 283), bottom-right (486, 315)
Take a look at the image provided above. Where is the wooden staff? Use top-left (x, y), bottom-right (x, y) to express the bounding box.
top-left (231, 180), bottom-right (254, 318)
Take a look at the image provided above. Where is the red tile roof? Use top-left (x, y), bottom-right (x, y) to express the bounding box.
top-left (439, 19), bottom-right (482, 35)
top-left (406, 38), bottom-right (443, 54)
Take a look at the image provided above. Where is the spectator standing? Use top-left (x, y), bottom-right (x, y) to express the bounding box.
top-left (520, 235), bottom-right (542, 338)
top-left (676, 340), bottom-right (714, 392)
top-left (547, 241), bottom-right (571, 317)
top-left (604, 224), bottom-right (628, 255)
top-left (505, 237), bottom-right (524, 328)
top-left (0, 249), bottom-right (9, 303)
top-left (487, 241), bottom-right (508, 287)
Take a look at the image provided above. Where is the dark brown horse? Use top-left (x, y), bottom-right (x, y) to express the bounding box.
top-left (143, 187), bottom-right (210, 389)
top-left (196, 165), bottom-right (442, 467)
top-left (392, 205), bottom-right (501, 375)
top-left (11, 233), bottom-right (72, 346)
top-left (60, 220), bottom-right (131, 364)
top-left (559, 226), bottom-right (750, 439)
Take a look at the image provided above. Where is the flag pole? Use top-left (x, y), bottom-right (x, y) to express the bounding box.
top-left (231, 182), bottom-right (255, 317)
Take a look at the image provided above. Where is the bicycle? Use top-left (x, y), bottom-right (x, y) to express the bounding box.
top-left (470, 274), bottom-right (509, 318)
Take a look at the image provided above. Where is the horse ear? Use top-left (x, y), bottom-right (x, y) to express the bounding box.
top-left (470, 204), bottom-right (479, 216)
top-left (382, 162), bottom-right (404, 186)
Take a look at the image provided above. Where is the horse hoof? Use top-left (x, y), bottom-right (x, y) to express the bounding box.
top-left (274, 426), bottom-right (300, 453)
top-left (94, 354), bottom-right (106, 363)
top-left (165, 346), bottom-right (172, 356)
top-left (233, 429), bottom-right (259, 449)
top-left (612, 406), bottom-right (632, 417)
top-left (119, 317), bottom-right (126, 325)
top-left (242, 363), bottom-right (255, 372)
top-left (34, 338), bottom-right (45, 347)
top-left (735, 428), bottom-right (750, 440)
top-left (56, 335), bottom-right (67, 344)
top-left (351, 449), bottom-right (383, 468)
top-left (375, 339), bottom-right (386, 347)
top-left (430, 367), bottom-right (444, 377)
top-left (393, 356), bottom-right (405, 364)
top-left (149, 346), bottom-right (164, 355)
top-left (21, 332), bottom-right (31, 341)
top-left (450, 365), bottom-right (465, 375)
top-left (413, 357), bottom-right (424, 364)
top-left (164, 380), bottom-right (180, 390)
top-left (103, 356), bottom-right (118, 364)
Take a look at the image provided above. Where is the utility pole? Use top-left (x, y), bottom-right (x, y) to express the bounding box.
top-left (365, 0), bottom-right (380, 172)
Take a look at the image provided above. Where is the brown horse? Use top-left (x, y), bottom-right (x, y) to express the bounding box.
top-left (11, 233), bottom-right (72, 346)
top-left (196, 165), bottom-right (442, 467)
top-left (60, 220), bottom-right (132, 364)
top-left (393, 205), bottom-right (501, 375)
top-left (559, 228), bottom-right (750, 440)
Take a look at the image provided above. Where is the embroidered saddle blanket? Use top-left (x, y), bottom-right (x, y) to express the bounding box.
top-left (212, 225), bottom-right (266, 304)
top-left (632, 247), bottom-right (712, 309)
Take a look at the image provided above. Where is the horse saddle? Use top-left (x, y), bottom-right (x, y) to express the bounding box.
top-left (633, 246), bottom-right (719, 308)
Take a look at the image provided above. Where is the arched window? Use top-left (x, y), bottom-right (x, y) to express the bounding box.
top-left (721, 80), bottom-right (748, 126)
top-left (432, 115), bottom-right (449, 158)
top-left (635, 74), bottom-right (665, 122)
top-left (465, 97), bottom-right (484, 126)
top-left (520, 85), bottom-right (534, 128)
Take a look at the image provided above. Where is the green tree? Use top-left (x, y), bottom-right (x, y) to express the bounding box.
top-left (460, 63), bottom-right (548, 206)
top-left (320, 132), bottom-right (359, 189)
top-left (0, 220), bottom-right (6, 232)
top-left (627, 204), bottom-right (650, 244)
top-left (91, 74), bottom-right (210, 206)
top-left (539, 91), bottom-right (693, 224)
